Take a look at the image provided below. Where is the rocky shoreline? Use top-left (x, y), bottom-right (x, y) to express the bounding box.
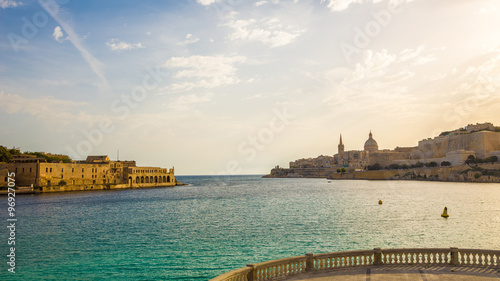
top-left (263, 163), bottom-right (500, 183)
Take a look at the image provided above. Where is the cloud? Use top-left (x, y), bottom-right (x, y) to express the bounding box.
top-left (225, 17), bottom-right (303, 47)
top-left (162, 55), bottom-right (247, 92)
top-left (52, 26), bottom-right (66, 42)
top-left (346, 49), bottom-right (397, 82)
top-left (168, 93), bottom-right (214, 111)
top-left (39, 0), bottom-right (107, 86)
top-left (0, 91), bottom-right (91, 122)
top-left (106, 39), bottom-right (145, 51)
top-left (178, 34), bottom-right (200, 45)
top-left (398, 45), bottom-right (438, 65)
top-left (321, 0), bottom-right (414, 12)
top-left (196, 0), bottom-right (222, 5)
top-left (0, 0), bottom-right (21, 9)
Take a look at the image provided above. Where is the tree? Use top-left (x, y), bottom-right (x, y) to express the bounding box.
top-left (465, 155), bottom-right (476, 165)
top-left (367, 163), bottom-right (383, 170)
top-left (441, 161), bottom-right (451, 167)
top-left (491, 156), bottom-right (499, 163)
top-left (388, 164), bottom-right (400, 170)
top-left (425, 162), bottom-right (438, 168)
top-left (336, 168), bottom-right (341, 173)
top-left (0, 146), bottom-right (12, 163)
top-left (340, 168), bottom-right (347, 173)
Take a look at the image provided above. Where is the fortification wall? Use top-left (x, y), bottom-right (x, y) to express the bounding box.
top-left (418, 131), bottom-right (500, 159)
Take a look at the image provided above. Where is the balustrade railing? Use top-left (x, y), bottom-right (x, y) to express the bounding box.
top-left (209, 247), bottom-right (500, 281)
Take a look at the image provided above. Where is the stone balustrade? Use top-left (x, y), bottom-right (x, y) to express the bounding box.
top-left (209, 247), bottom-right (500, 281)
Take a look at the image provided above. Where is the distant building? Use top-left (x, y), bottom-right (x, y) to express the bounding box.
top-left (288, 122), bottom-right (500, 171)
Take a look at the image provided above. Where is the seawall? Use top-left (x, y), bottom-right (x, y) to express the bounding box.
top-left (0, 181), bottom-right (184, 195)
top-left (264, 163), bottom-right (500, 183)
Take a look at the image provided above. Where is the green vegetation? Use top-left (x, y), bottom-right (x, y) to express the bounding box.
top-left (367, 163), bottom-right (383, 170)
top-left (466, 155), bottom-right (498, 165)
top-left (441, 161), bottom-right (451, 166)
top-left (0, 146), bottom-right (20, 162)
top-left (0, 145), bottom-right (72, 163)
top-left (24, 152), bottom-right (72, 163)
top-left (58, 180), bottom-right (67, 186)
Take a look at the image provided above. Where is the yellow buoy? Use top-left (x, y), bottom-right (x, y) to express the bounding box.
top-left (378, 200), bottom-right (382, 205)
top-left (441, 207), bottom-right (449, 218)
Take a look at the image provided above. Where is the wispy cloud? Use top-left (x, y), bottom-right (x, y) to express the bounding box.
top-left (39, 0), bottom-right (107, 86)
top-left (196, 0), bottom-right (222, 6)
top-left (106, 39), bottom-right (145, 51)
top-left (162, 55), bottom-right (247, 92)
top-left (225, 17), bottom-right (303, 48)
top-left (321, 0), bottom-right (415, 12)
top-left (178, 34), bottom-right (200, 45)
top-left (0, 91), bottom-right (92, 123)
top-left (0, 0), bottom-right (21, 9)
top-left (168, 93), bottom-right (214, 111)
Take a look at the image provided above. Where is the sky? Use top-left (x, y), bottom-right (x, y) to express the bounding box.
top-left (0, 0), bottom-right (499, 175)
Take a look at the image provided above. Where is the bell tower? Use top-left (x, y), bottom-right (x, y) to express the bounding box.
top-left (338, 134), bottom-right (345, 156)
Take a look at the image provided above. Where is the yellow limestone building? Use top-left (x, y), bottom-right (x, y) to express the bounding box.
top-left (0, 155), bottom-right (176, 192)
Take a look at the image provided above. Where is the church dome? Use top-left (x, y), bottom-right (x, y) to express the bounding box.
top-left (364, 131), bottom-right (378, 152)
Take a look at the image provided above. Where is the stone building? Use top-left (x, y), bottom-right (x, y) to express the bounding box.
top-left (333, 132), bottom-right (376, 168)
top-left (0, 154), bottom-right (175, 190)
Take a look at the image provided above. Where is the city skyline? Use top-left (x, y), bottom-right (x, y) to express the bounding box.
top-left (1, 0), bottom-right (499, 175)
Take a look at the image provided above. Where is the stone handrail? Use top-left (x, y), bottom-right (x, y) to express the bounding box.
top-left (209, 247), bottom-right (500, 281)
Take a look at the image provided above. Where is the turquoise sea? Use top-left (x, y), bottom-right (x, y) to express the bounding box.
top-left (1, 175), bottom-right (500, 280)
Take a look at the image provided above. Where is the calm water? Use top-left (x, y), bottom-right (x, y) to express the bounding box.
top-left (1, 176), bottom-right (500, 280)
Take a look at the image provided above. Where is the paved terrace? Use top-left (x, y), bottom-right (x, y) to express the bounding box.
top-left (286, 265), bottom-right (500, 280)
top-left (210, 248), bottom-right (500, 281)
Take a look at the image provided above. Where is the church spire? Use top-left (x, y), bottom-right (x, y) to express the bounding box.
top-left (338, 134), bottom-right (345, 155)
